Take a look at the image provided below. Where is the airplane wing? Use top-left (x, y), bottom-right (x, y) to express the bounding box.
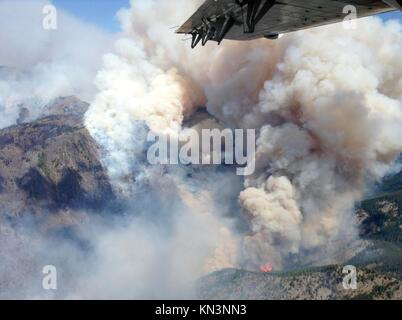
top-left (176, 0), bottom-right (399, 48)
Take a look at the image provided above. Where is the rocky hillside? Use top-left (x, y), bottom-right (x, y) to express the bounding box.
top-left (198, 266), bottom-right (402, 300)
top-left (0, 97), bottom-right (115, 221)
top-left (358, 193), bottom-right (402, 245)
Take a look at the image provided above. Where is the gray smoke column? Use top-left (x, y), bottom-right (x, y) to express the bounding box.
top-left (85, 0), bottom-right (402, 270)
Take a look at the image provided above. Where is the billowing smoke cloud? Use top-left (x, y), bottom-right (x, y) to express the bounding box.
top-left (86, 0), bottom-right (402, 274)
top-left (0, 0), bottom-right (112, 128)
top-left (1, 0), bottom-right (402, 299)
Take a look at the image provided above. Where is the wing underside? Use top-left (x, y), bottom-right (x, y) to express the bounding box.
top-left (177, 0), bottom-right (395, 47)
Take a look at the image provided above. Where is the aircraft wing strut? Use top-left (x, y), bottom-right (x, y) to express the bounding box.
top-left (176, 0), bottom-right (399, 48)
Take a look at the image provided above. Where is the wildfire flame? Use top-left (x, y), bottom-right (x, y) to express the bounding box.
top-left (260, 263), bottom-right (273, 273)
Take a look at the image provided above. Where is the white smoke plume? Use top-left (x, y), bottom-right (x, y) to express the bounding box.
top-left (85, 0), bottom-right (402, 274)
top-left (0, 0), bottom-right (400, 300)
top-left (0, 0), bottom-right (112, 129)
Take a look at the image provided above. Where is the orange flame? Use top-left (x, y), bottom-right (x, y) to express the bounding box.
top-left (260, 263), bottom-right (273, 273)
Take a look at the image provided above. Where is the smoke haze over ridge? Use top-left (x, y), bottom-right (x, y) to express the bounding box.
top-left (0, 0), bottom-right (112, 129)
top-left (0, 0), bottom-right (401, 299)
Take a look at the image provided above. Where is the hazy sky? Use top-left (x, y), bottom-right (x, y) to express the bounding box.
top-left (52, 0), bottom-right (402, 33)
